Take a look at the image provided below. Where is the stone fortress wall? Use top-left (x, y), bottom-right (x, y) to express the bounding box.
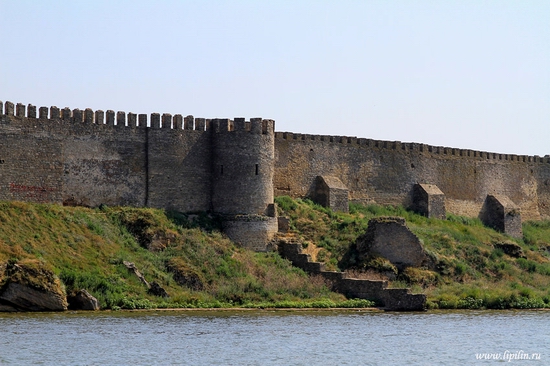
top-left (1, 99), bottom-right (550, 247)
top-left (274, 132), bottom-right (550, 222)
top-left (0, 101), bottom-right (274, 211)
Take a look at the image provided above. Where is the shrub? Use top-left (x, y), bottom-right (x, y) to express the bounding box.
top-left (516, 258), bottom-right (537, 273)
top-left (364, 256), bottom-right (398, 275)
top-left (166, 257), bottom-right (204, 291)
top-left (401, 267), bottom-right (439, 287)
top-left (457, 297), bottom-right (484, 309)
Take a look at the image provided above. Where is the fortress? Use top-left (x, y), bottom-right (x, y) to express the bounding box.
top-left (1, 100), bottom-right (549, 250)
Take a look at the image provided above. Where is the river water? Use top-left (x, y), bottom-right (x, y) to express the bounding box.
top-left (0, 309), bottom-right (548, 365)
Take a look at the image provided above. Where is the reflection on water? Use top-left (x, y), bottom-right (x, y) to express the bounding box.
top-left (0, 310), bottom-right (548, 365)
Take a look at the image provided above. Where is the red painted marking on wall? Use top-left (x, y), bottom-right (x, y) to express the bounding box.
top-left (9, 183), bottom-right (57, 201)
top-left (9, 183), bottom-right (56, 193)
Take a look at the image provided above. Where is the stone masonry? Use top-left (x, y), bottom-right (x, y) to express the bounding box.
top-left (277, 240), bottom-right (426, 311)
top-left (356, 217), bottom-right (428, 271)
top-left (412, 183), bottom-right (446, 219)
top-left (480, 195), bottom-right (523, 238)
top-left (2, 99), bottom-right (550, 249)
top-left (312, 176), bottom-right (349, 213)
top-left (0, 101), bottom-right (276, 250)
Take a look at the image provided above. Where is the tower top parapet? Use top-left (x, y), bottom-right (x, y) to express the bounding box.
top-left (0, 100), bottom-right (275, 134)
top-left (211, 118), bottom-right (274, 135)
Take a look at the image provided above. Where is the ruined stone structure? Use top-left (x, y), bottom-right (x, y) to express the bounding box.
top-left (356, 217), bottom-right (428, 271)
top-left (1, 100), bottom-right (549, 248)
top-left (277, 240), bottom-right (426, 310)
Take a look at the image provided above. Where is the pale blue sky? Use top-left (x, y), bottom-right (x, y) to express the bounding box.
top-left (1, 1), bottom-right (548, 155)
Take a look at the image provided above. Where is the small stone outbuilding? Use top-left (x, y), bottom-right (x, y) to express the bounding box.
top-left (312, 176), bottom-right (349, 213)
top-left (480, 194), bottom-right (522, 238)
top-left (412, 183), bottom-right (446, 219)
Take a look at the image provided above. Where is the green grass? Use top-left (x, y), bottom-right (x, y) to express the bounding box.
top-left (0, 201), bottom-right (345, 309)
top-left (275, 196), bottom-right (550, 309)
top-left (3, 197), bottom-right (550, 310)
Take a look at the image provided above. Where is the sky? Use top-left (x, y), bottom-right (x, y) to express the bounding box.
top-left (1, 1), bottom-right (549, 156)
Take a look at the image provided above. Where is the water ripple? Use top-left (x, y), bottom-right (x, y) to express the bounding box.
top-left (0, 310), bottom-right (548, 365)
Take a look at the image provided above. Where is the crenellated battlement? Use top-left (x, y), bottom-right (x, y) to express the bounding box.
top-left (1, 100), bottom-right (217, 132)
top-left (211, 117), bottom-right (275, 135)
top-left (275, 130), bottom-right (550, 164)
top-left (1, 100), bottom-right (280, 137)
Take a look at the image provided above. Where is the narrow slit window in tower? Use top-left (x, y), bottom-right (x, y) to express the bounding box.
top-left (255, 164), bottom-right (259, 175)
top-left (220, 165), bottom-right (223, 175)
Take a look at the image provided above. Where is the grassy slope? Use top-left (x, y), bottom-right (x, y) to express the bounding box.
top-left (0, 201), bottom-right (371, 310)
top-left (2, 197), bottom-right (550, 310)
top-left (275, 196), bottom-right (550, 309)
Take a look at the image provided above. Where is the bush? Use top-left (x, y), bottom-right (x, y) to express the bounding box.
top-left (516, 258), bottom-right (537, 273)
top-left (166, 257), bottom-right (204, 291)
top-left (401, 267), bottom-right (439, 287)
top-left (364, 256), bottom-right (398, 275)
top-left (457, 297), bottom-right (484, 309)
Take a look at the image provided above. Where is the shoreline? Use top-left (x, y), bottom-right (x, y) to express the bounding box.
top-left (89, 306), bottom-right (550, 313)
top-left (3, 307), bottom-right (550, 315)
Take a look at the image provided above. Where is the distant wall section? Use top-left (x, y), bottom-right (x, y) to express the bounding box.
top-left (274, 133), bottom-right (550, 221)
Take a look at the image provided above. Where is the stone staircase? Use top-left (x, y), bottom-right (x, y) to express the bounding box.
top-left (276, 238), bottom-right (426, 311)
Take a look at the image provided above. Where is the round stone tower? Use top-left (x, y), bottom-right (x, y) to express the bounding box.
top-left (211, 117), bottom-right (277, 251)
top-left (211, 117), bottom-right (275, 215)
